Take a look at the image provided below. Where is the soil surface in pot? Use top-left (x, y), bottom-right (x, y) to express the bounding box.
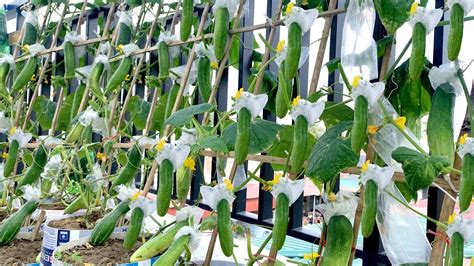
top-left (58, 239), bottom-right (140, 264)
top-left (0, 211), bottom-right (6, 222)
top-left (0, 239), bottom-right (42, 264)
top-left (48, 212), bottom-right (102, 230)
top-left (40, 201), bottom-right (66, 210)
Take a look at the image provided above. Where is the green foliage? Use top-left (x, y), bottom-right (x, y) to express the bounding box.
top-left (374, 0), bottom-right (414, 34)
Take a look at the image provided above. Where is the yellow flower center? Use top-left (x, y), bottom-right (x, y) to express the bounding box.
top-left (125, 74), bottom-right (131, 81)
top-left (22, 44), bottom-right (30, 53)
top-left (410, 2), bottom-right (419, 14)
top-left (291, 96), bottom-right (301, 108)
top-left (156, 139), bottom-right (166, 151)
top-left (361, 160), bottom-right (371, 172)
top-left (303, 252), bottom-right (320, 260)
top-left (131, 192), bottom-right (140, 201)
top-left (96, 152), bottom-right (105, 161)
top-left (235, 88), bottom-right (244, 100)
top-left (210, 61), bottom-right (219, 70)
top-left (352, 75), bottom-right (362, 88)
top-left (459, 133), bottom-right (468, 145)
top-left (448, 212), bottom-right (457, 225)
top-left (184, 157), bottom-right (196, 170)
top-left (31, 74), bottom-right (36, 81)
top-left (286, 2), bottom-right (295, 14)
top-left (117, 44), bottom-right (124, 54)
top-left (368, 125), bottom-right (379, 135)
top-left (9, 127), bottom-right (17, 135)
top-left (276, 40), bottom-right (285, 52)
top-left (224, 179), bottom-right (233, 191)
top-left (269, 173), bottom-right (282, 186)
top-left (395, 116), bottom-right (406, 130)
top-left (2, 152), bottom-right (8, 159)
top-left (328, 192), bottom-right (337, 202)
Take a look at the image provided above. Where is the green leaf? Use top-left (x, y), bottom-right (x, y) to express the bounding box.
top-left (127, 96), bottom-right (151, 130)
top-left (222, 119), bottom-right (283, 154)
top-left (395, 180), bottom-right (418, 203)
top-left (165, 103), bottom-right (215, 127)
top-left (192, 135), bottom-right (229, 153)
top-left (374, 0), bottom-right (414, 34)
top-left (116, 151), bottom-right (128, 167)
top-left (305, 121), bottom-right (359, 183)
top-left (391, 147), bottom-right (451, 191)
top-left (320, 102), bottom-right (354, 128)
top-left (57, 93), bottom-right (74, 131)
top-left (229, 35), bottom-right (241, 69)
top-left (32, 96), bottom-right (56, 130)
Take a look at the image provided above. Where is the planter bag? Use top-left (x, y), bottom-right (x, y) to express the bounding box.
top-left (376, 182), bottom-right (431, 264)
top-left (341, 0), bottom-right (378, 82)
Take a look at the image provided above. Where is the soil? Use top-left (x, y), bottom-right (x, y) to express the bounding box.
top-left (40, 201), bottom-right (66, 210)
top-left (0, 239), bottom-right (42, 265)
top-left (0, 211), bottom-right (6, 222)
top-left (48, 212), bottom-right (103, 230)
top-left (57, 239), bottom-right (140, 265)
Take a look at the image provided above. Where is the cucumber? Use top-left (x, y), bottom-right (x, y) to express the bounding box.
top-left (123, 207), bottom-right (144, 250)
top-left (0, 62), bottom-right (10, 97)
top-left (110, 145), bottom-right (141, 193)
top-left (64, 41), bottom-right (76, 81)
top-left (157, 159), bottom-right (173, 216)
top-left (130, 221), bottom-right (188, 262)
top-left (116, 23), bottom-right (132, 46)
top-left (351, 96), bottom-right (368, 154)
top-left (64, 194), bottom-right (88, 214)
top-left (125, 0), bottom-right (143, 7)
top-left (152, 234), bottom-right (190, 265)
top-left (275, 63), bottom-right (292, 118)
top-left (0, 201), bottom-right (39, 245)
top-left (21, 22), bottom-right (38, 46)
top-left (285, 23), bottom-right (302, 80)
top-left (448, 232), bottom-right (464, 266)
top-left (409, 23), bottom-right (426, 81)
top-left (176, 164), bottom-right (192, 201)
top-left (65, 123), bottom-right (85, 143)
top-left (321, 215), bottom-right (353, 266)
top-left (158, 41), bottom-right (170, 80)
top-left (361, 179), bottom-right (377, 237)
top-left (70, 83), bottom-right (86, 121)
top-left (459, 154), bottom-right (473, 212)
top-left (88, 61), bottom-right (104, 100)
top-left (197, 56), bottom-right (212, 102)
top-left (3, 140), bottom-right (19, 178)
top-left (11, 56), bottom-right (37, 93)
top-left (427, 86), bottom-right (455, 164)
top-left (17, 145), bottom-right (48, 188)
top-left (90, 201), bottom-right (130, 246)
top-left (105, 56), bottom-right (132, 93)
top-left (180, 0), bottom-right (194, 41)
top-left (290, 116), bottom-right (308, 173)
top-left (447, 4), bottom-right (464, 61)
top-left (165, 83), bottom-right (180, 120)
top-left (271, 193), bottom-right (289, 252)
top-left (213, 8), bottom-right (229, 61)
top-left (217, 199), bottom-right (233, 257)
top-left (234, 108), bottom-right (251, 165)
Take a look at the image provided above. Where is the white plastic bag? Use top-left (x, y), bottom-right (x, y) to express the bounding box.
top-left (341, 0), bottom-right (378, 81)
top-left (376, 182), bottom-right (431, 264)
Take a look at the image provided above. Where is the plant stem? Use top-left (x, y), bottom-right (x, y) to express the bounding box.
top-left (457, 69), bottom-right (474, 130)
top-left (337, 63), bottom-right (352, 91)
top-left (383, 38), bottom-right (412, 81)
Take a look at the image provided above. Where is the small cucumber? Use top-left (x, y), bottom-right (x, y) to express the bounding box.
top-left (11, 56), bottom-right (37, 93)
top-left (88, 61), bottom-right (105, 99)
top-left (447, 4), bottom-right (464, 61)
top-left (17, 145), bottom-right (48, 188)
top-left (176, 164), bottom-right (192, 201)
top-left (157, 159), bottom-right (173, 216)
top-left (213, 8), bottom-right (229, 61)
top-left (285, 23), bottom-right (302, 80)
top-left (459, 154), bottom-right (473, 212)
top-left (361, 179), bottom-right (377, 237)
top-left (351, 96), bottom-right (368, 154)
top-left (180, 0), bottom-right (194, 41)
top-left (3, 140), bottom-right (19, 178)
top-left (321, 215), bottom-right (353, 266)
top-left (275, 63), bottom-right (292, 118)
top-left (165, 83), bottom-right (180, 120)
top-left (116, 23), bottom-right (132, 46)
top-left (448, 232), bottom-right (464, 266)
top-left (65, 123), bottom-right (85, 144)
top-left (64, 41), bottom-right (76, 81)
top-left (158, 41), bottom-right (170, 80)
top-left (409, 23), bottom-right (426, 81)
top-left (234, 107), bottom-right (251, 165)
top-left (21, 22), bottom-right (38, 46)
top-left (290, 116), bottom-right (308, 173)
top-left (90, 201), bottom-right (130, 246)
top-left (123, 207), bottom-right (144, 250)
top-left (0, 62), bottom-right (10, 97)
top-left (197, 56), bottom-right (212, 102)
top-left (152, 234), bottom-right (190, 265)
top-left (105, 56), bottom-right (132, 93)
top-left (217, 199), bottom-right (233, 257)
top-left (271, 193), bottom-right (289, 252)
top-left (0, 201), bottom-right (39, 245)
top-left (64, 194), bottom-right (87, 214)
top-left (111, 145), bottom-right (141, 193)
top-left (70, 83), bottom-right (86, 121)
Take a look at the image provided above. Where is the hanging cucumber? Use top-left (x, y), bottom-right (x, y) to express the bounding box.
top-left (361, 180), bottom-right (377, 237)
top-left (158, 41), bottom-right (170, 80)
top-left (321, 215), bottom-right (353, 265)
top-left (152, 234), bottom-right (190, 265)
top-left (123, 207), bottom-right (144, 250)
top-left (409, 23), bottom-right (426, 80)
top-left (90, 201), bottom-right (130, 246)
top-left (70, 83), bottom-right (86, 121)
top-left (449, 232), bottom-right (464, 266)
top-left (64, 190), bottom-right (92, 214)
top-left (197, 56), bottom-right (212, 102)
top-left (3, 140), bottom-right (19, 178)
top-left (0, 201), bottom-right (39, 245)
top-left (290, 116), bottom-right (308, 173)
top-left (285, 23), bottom-right (302, 80)
top-left (88, 60), bottom-right (105, 99)
top-left (105, 56), bottom-right (132, 93)
top-left (165, 83), bottom-right (180, 120)
top-left (17, 145), bottom-right (48, 188)
top-left (64, 41), bottom-right (76, 81)
top-left (0, 61), bottom-right (10, 97)
top-left (459, 154), bottom-right (473, 212)
top-left (275, 63), bottom-right (291, 118)
top-left (176, 163), bottom-right (192, 201)
top-left (11, 56), bottom-right (37, 93)
top-left (180, 0), bottom-right (194, 41)
top-left (21, 19), bottom-right (38, 46)
top-left (110, 145), bottom-right (141, 193)
top-left (447, 4), bottom-right (464, 61)
top-left (234, 108), bottom-right (251, 165)
top-left (157, 159), bottom-right (173, 216)
top-left (116, 21), bottom-right (132, 46)
top-left (217, 199), bottom-right (233, 257)
top-left (213, 7), bottom-right (229, 61)
top-left (351, 96), bottom-right (368, 154)
top-left (271, 193), bottom-right (289, 252)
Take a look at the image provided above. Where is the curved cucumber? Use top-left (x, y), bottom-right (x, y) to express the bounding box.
top-left (213, 8), bottom-right (229, 61)
top-left (0, 62), bottom-right (10, 97)
top-left (271, 193), bottom-right (289, 252)
top-left (4, 140), bottom-right (19, 178)
top-left (64, 41), bottom-right (76, 81)
top-left (351, 96), bottom-right (368, 154)
top-left (70, 83), bottom-right (86, 121)
top-left (90, 201), bottom-right (130, 246)
top-left (152, 234), bottom-right (190, 265)
top-left (447, 4), bottom-right (464, 61)
top-left (180, 0), bottom-right (194, 41)
top-left (0, 201), bottom-right (39, 245)
top-left (449, 232), bottom-right (464, 266)
top-left (361, 179), bottom-right (377, 238)
top-left (88, 61), bottom-right (104, 99)
top-left (321, 215), bottom-right (353, 266)
top-left (111, 145), bottom-right (141, 193)
top-left (234, 107), bottom-right (251, 165)
top-left (157, 159), bottom-right (173, 216)
top-left (11, 56), bottom-right (37, 93)
top-left (409, 23), bottom-right (426, 81)
top-left (217, 199), bottom-right (233, 257)
top-left (17, 145), bottom-right (48, 188)
top-left (290, 116), bottom-right (308, 173)
top-left (65, 123), bottom-right (85, 143)
top-left (64, 193), bottom-right (88, 214)
top-left (459, 154), bottom-right (473, 212)
top-left (285, 23), bottom-right (302, 80)
top-left (123, 207), bottom-right (144, 250)
top-left (105, 56), bottom-right (132, 93)
top-left (197, 56), bottom-right (212, 103)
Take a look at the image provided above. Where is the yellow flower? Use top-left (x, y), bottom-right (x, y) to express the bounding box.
top-left (9, 127), bottom-right (16, 135)
top-left (303, 252), bottom-right (320, 260)
top-left (291, 96), bottom-right (301, 107)
top-left (31, 74), bottom-right (36, 81)
top-left (352, 75), bottom-right (362, 88)
top-left (328, 192), bottom-right (337, 202)
top-left (96, 152), bottom-right (105, 161)
top-left (361, 160), bottom-right (371, 172)
top-left (286, 2), bottom-right (295, 14)
top-left (184, 157), bottom-right (196, 171)
top-left (22, 44), bottom-right (30, 53)
top-left (395, 116), bottom-right (406, 130)
top-left (368, 125), bottom-right (379, 135)
top-left (117, 44), bottom-right (124, 54)
top-left (459, 133), bottom-right (468, 145)
top-left (156, 139), bottom-right (166, 151)
top-left (235, 88), bottom-right (244, 100)
top-left (2, 152), bottom-right (8, 160)
top-left (448, 212), bottom-right (457, 225)
top-left (224, 179), bottom-right (233, 191)
top-left (269, 173), bottom-right (282, 186)
top-left (410, 2), bottom-right (419, 14)
top-left (211, 61), bottom-right (219, 70)
top-left (125, 74), bottom-right (131, 81)
top-left (276, 40), bottom-right (285, 52)
top-left (131, 192), bottom-right (140, 201)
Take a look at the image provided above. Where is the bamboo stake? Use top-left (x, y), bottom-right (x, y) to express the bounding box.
top-left (30, 210), bottom-right (45, 241)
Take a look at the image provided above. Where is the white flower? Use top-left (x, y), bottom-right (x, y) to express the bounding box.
top-left (428, 63), bottom-right (463, 96)
top-left (284, 5), bottom-right (318, 34)
top-left (155, 143), bottom-right (191, 172)
top-left (9, 128), bottom-right (32, 148)
top-left (176, 206), bottom-right (204, 224)
top-left (158, 31), bottom-right (180, 58)
top-left (458, 136), bottom-right (474, 158)
top-left (175, 226), bottom-right (201, 251)
top-left (360, 164), bottom-right (395, 190)
top-left (447, 0), bottom-right (474, 15)
top-left (200, 181), bottom-right (235, 210)
top-left (22, 185), bottom-right (41, 202)
top-left (275, 44), bottom-right (309, 69)
top-left (169, 64), bottom-right (198, 94)
top-left (351, 78), bottom-right (385, 109)
top-left (121, 44), bottom-right (140, 57)
top-left (315, 191), bottom-right (359, 224)
top-left (117, 10), bottom-right (133, 27)
top-left (64, 31), bottom-right (86, 57)
top-left (133, 135), bottom-right (160, 150)
top-left (175, 129), bottom-right (198, 147)
top-left (27, 44), bottom-right (46, 57)
top-left (129, 196), bottom-right (156, 217)
top-left (270, 175), bottom-right (305, 206)
top-left (0, 54), bottom-right (15, 70)
top-left (446, 213), bottom-right (474, 243)
top-left (233, 90), bottom-right (268, 119)
top-left (116, 184), bottom-right (137, 202)
top-left (196, 42), bottom-right (218, 64)
top-left (40, 154), bottom-right (63, 180)
top-left (86, 163), bottom-right (103, 192)
top-left (22, 11), bottom-right (38, 27)
top-left (79, 107), bottom-right (99, 127)
top-left (290, 98), bottom-right (324, 126)
top-left (0, 112), bottom-right (12, 133)
top-left (212, 0), bottom-right (241, 19)
top-left (408, 5), bottom-right (443, 34)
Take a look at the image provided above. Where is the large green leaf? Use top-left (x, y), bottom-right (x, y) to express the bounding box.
top-left (222, 118), bottom-right (283, 154)
top-left (192, 135), bottom-right (229, 153)
top-left (164, 103), bottom-right (215, 127)
top-left (57, 92), bottom-right (74, 131)
top-left (392, 147), bottom-right (451, 191)
top-left (374, 0), bottom-right (414, 34)
top-left (305, 121), bottom-right (359, 183)
top-left (32, 96), bottom-right (56, 130)
top-left (320, 102), bottom-right (354, 128)
top-left (127, 96), bottom-right (151, 130)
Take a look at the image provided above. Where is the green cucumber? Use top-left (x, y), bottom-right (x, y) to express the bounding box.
top-left (361, 179), bottom-right (377, 237)
top-left (90, 201), bottom-right (130, 246)
top-left (0, 201), bottom-right (39, 245)
top-left (276, 63), bottom-right (292, 118)
top-left (158, 41), bottom-right (170, 80)
top-left (64, 194), bottom-right (87, 214)
top-left (285, 23), bottom-right (302, 80)
top-left (271, 193), bottom-right (289, 252)
top-left (123, 207), bottom-right (144, 250)
top-left (88, 61), bottom-right (104, 99)
top-left (130, 221), bottom-right (188, 262)
top-left (0, 62), bottom-right (10, 97)
top-left (447, 4), bottom-right (464, 61)
top-left (197, 56), bottom-right (212, 102)
top-left (180, 0), bottom-right (194, 41)
top-left (409, 23), bottom-right (426, 81)
top-left (165, 83), bottom-right (180, 120)
top-left (11, 56), bottom-right (37, 93)
top-left (176, 164), bottom-right (192, 201)
top-left (64, 41), bottom-right (76, 81)
top-left (321, 215), bottom-right (353, 266)
top-left (105, 56), bottom-right (132, 93)
top-left (459, 154), bottom-right (473, 212)
top-left (70, 83), bottom-right (86, 121)
top-left (290, 116), bottom-right (308, 173)
top-left (213, 8), bottom-right (229, 61)
top-left (21, 22), bottom-right (38, 46)
top-left (234, 107), bottom-right (251, 165)
top-left (217, 199), bottom-right (233, 257)
top-left (111, 145), bottom-right (141, 193)
top-left (152, 234), bottom-right (190, 265)
top-left (116, 23), bottom-right (132, 46)
top-left (351, 96), bottom-right (368, 154)
top-left (448, 232), bottom-right (464, 266)
top-left (17, 145), bottom-right (48, 188)
top-left (65, 123), bottom-right (85, 144)
top-left (4, 140), bottom-right (19, 178)
top-left (157, 159), bottom-right (173, 216)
